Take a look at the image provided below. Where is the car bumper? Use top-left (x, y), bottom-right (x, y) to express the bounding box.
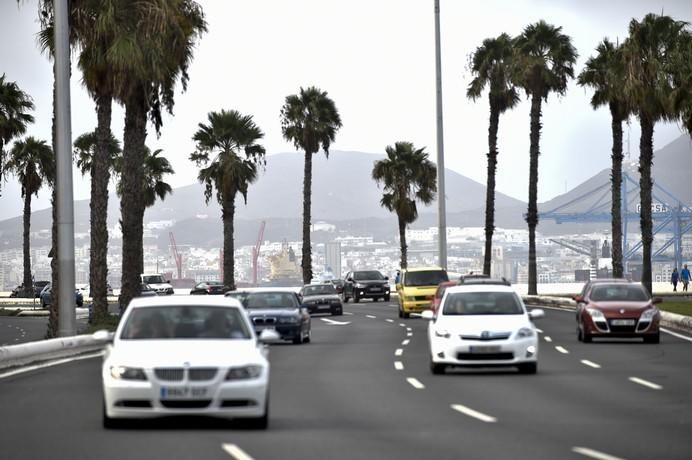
top-left (305, 303), bottom-right (341, 314)
top-left (254, 324), bottom-right (302, 340)
top-left (401, 300), bottom-right (432, 312)
top-left (429, 336), bottom-right (539, 366)
top-left (583, 316), bottom-right (660, 337)
top-left (103, 375), bottom-right (268, 419)
top-left (352, 288), bottom-right (389, 299)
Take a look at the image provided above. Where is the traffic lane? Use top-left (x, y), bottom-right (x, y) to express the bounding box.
top-left (399, 308), bottom-right (692, 460)
top-left (0, 316), bottom-right (48, 345)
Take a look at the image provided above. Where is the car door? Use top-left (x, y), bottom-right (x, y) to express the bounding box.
top-left (343, 272), bottom-right (353, 298)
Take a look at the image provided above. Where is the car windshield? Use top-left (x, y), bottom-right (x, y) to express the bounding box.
top-left (353, 271), bottom-right (385, 281)
top-left (404, 270), bottom-right (449, 287)
top-left (228, 292), bottom-right (299, 309)
top-left (303, 285), bottom-right (337, 296)
top-left (442, 291), bottom-right (524, 315)
top-left (142, 275), bottom-right (165, 284)
top-left (590, 284), bottom-right (650, 301)
top-left (120, 306), bottom-right (251, 340)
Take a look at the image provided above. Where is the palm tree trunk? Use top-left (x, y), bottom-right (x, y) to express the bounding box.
top-left (90, 92), bottom-right (113, 320)
top-left (222, 191), bottom-right (237, 290)
top-left (47, 68), bottom-right (59, 338)
top-left (527, 93), bottom-right (542, 295)
top-left (639, 117), bottom-right (654, 294)
top-left (120, 95), bottom-right (147, 310)
top-left (22, 190), bottom-right (33, 296)
top-left (610, 112), bottom-right (624, 278)
top-left (483, 104), bottom-right (500, 276)
top-left (398, 216), bottom-right (408, 269)
top-left (301, 150), bottom-right (313, 284)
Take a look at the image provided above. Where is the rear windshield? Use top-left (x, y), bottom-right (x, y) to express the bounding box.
top-left (142, 275), bottom-right (165, 284)
top-left (404, 270), bottom-right (449, 287)
top-left (442, 291), bottom-right (524, 315)
top-left (226, 292), bottom-right (299, 309)
top-left (353, 271), bottom-right (385, 281)
top-left (121, 306), bottom-right (251, 340)
top-left (302, 285), bottom-right (337, 296)
top-left (590, 284), bottom-right (650, 301)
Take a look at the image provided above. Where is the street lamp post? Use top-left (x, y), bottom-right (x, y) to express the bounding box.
top-left (434, 0), bottom-right (447, 270)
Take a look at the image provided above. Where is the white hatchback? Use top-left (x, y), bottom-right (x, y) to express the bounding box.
top-left (423, 284), bottom-right (544, 374)
top-left (101, 296), bottom-right (278, 429)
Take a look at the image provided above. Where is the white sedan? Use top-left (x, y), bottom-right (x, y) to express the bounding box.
top-left (101, 296), bottom-right (278, 429)
top-left (423, 284), bottom-right (544, 374)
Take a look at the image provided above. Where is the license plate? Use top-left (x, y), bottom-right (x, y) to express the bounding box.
top-left (255, 325), bottom-right (275, 332)
top-left (611, 319), bottom-right (635, 326)
top-left (370, 287), bottom-right (382, 291)
top-left (160, 386), bottom-right (207, 399)
top-left (469, 345), bottom-right (501, 353)
top-left (318, 305), bottom-right (331, 310)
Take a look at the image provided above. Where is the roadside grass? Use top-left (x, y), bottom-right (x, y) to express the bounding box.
top-left (79, 314), bottom-right (120, 335)
top-left (658, 300), bottom-right (692, 317)
top-left (0, 308), bottom-right (20, 316)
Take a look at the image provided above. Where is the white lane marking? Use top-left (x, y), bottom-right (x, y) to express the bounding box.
top-left (343, 312), bottom-right (353, 316)
top-left (366, 315), bottom-right (376, 319)
top-left (406, 377), bottom-right (425, 389)
top-left (385, 318), bottom-right (394, 323)
top-left (581, 360), bottom-right (601, 369)
top-left (406, 327), bottom-right (412, 331)
top-left (406, 332), bottom-right (413, 337)
top-left (222, 444), bottom-right (255, 460)
top-left (394, 361), bottom-right (404, 370)
top-left (402, 339), bottom-right (410, 346)
top-left (399, 323), bottom-right (406, 327)
top-left (629, 376), bottom-right (662, 390)
top-left (395, 348), bottom-right (403, 356)
top-left (544, 336), bottom-right (552, 342)
top-left (572, 446), bottom-right (626, 460)
top-left (535, 328), bottom-right (544, 333)
top-left (450, 404), bottom-right (497, 423)
top-left (661, 327), bottom-right (692, 342)
top-left (320, 318), bottom-right (351, 326)
top-left (555, 346), bottom-right (569, 354)
top-left (0, 351), bottom-right (103, 380)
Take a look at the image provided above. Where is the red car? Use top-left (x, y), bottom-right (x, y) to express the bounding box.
top-left (431, 280), bottom-right (459, 313)
top-left (574, 281), bottom-right (661, 343)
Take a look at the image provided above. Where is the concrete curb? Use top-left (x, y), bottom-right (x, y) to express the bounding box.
top-left (522, 295), bottom-right (692, 333)
top-left (0, 333), bottom-right (113, 371)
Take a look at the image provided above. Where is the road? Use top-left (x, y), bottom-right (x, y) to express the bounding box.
top-left (0, 312), bottom-right (89, 345)
top-left (1, 299), bottom-right (691, 460)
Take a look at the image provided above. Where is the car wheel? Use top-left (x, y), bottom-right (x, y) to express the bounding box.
top-left (342, 294), bottom-right (349, 303)
top-left (303, 329), bottom-right (311, 343)
top-left (577, 325), bottom-right (583, 342)
top-left (384, 295), bottom-right (390, 302)
top-left (430, 360), bottom-right (446, 375)
top-left (398, 307), bottom-right (403, 318)
top-left (401, 309), bottom-right (410, 319)
top-left (244, 396), bottom-right (269, 430)
top-left (373, 297), bottom-right (378, 302)
top-left (332, 308), bottom-right (342, 316)
top-left (517, 362), bottom-right (537, 374)
top-left (292, 335), bottom-right (302, 345)
top-left (643, 333), bottom-right (660, 344)
top-left (102, 403), bottom-right (121, 429)
top-left (582, 331), bottom-right (592, 343)
top-left (353, 292), bottom-right (360, 303)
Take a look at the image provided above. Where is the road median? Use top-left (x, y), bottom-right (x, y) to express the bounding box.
top-left (0, 332), bottom-right (112, 371)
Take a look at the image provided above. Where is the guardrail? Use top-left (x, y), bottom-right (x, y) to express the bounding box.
top-left (0, 332), bottom-right (112, 371)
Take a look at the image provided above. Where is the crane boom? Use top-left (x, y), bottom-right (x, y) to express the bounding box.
top-left (252, 221), bottom-right (266, 285)
top-left (169, 232), bottom-right (183, 279)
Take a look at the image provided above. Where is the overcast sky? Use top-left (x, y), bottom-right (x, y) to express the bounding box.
top-left (1, 0), bottom-right (691, 219)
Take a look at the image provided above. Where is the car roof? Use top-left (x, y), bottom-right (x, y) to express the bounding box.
top-left (128, 295), bottom-right (242, 309)
top-left (402, 266), bottom-right (445, 273)
top-left (586, 278), bottom-right (630, 284)
top-left (445, 284), bottom-right (517, 295)
top-left (226, 287), bottom-right (300, 294)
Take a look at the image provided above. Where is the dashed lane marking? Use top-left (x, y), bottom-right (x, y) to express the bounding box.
top-left (406, 378), bottom-right (425, 389)
top-left (386, 318), bottom-right (394, 323)
top-left (222, 444), bottom-right (255, 460)
top-left (366, 315), bottom-right (376, 319)
top-left (406, 332), bottom-right (413, 337)
top-left (320, 318), bottom-right (351, 326)
top-left (343, 312), bottom-right (353, 316)
top-left (402, 339), bottom-right (410, 346)
top-left (399, 323), bottom-right (406, 327)
top-left (535, 328), bottom-right (544, 333)
top-left (628, 376), bottom-right (662, 390)
top-left (581, 360), bottom-right (601, 369)
top-left (450, 404), bottom-right (497, 423)
top-left (572, 446), bottom-right (626, 460)
top-left (395, 348), bottom-right (403, 356)
top-left (544, 336), bottom-right (552, 343)
top-left (555, 346), bottom-right (569, 354)
top-left (406, 327), bottom-right (412, 331)
top-left (394, 361), bottom-right (404, 370)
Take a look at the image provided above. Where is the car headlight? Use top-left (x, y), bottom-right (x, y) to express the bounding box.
top-left (278, 316), bottom-right (299, 324)
top-left (354, 283), bottom-right (365, 289)
top-left (640, 308), bottom-right (657, 321)
top-left (516, 327), bottom-right (534, 338)
top-left (110, 366), bottom-right (147, 381)
top-left (225, 365), bottom-right (263, 380)
top-left (434, 329), bottom-right (451, 339)
top-left (586, 308), bottom-right (605, 320)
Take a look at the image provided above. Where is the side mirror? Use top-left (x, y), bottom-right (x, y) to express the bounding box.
top-left (92, 329), bottom-right (113, 341)
top-left (259, 329), bottom-right (280, 342)
top-left (528, 309), bottom-right (545, 320)
top-left (421, 310), bottom-right (434, 320)
top-left (347, 277), bottom-right (353, 282)
top-left (384, 276), bottom-right (389, 281)
top-left (652, 297), bottom-right (663, 304)
top-left (573, 295), bottom-right (584, 303)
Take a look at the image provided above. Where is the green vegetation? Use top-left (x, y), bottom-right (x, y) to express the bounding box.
top-left (0, 308), bottom-right (21, 317)
top-left (658, 300), bottom-right (692, 317)
top-left (79, 315), bottom-right (121, 335)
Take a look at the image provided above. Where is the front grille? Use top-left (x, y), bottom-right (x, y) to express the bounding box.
top-left (188, 368), bottom-right (217, 381)
top-left (608, 324), bottom-right (637, 333)
top-left (155, 368), bottom-right (184, 381)
top-left (160, 400), bottom-right (211, 409)
top-left (460, 333), bottom-right (511, 341)
top-left (115, 400), bottom-right (152, 408)
top-left (457, 352), bottom-right (514, 361)
top-left (221, 399), bottom-right (257, 408)
top-left (253, 317), bottom-right (277, 325)
top-left (414, 296), bottom-right (431, 301)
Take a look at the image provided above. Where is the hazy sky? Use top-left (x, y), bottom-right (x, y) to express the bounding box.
top-left (1, 0), bottom-right (691, 219)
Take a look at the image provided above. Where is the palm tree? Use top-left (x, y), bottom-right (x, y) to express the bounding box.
top-left (73, 130), bottom-right (121, 318)
top-left (622, 14), bottom-right (689, 294)
top-left (578, 39), bottom-right (631, 279)
top-left (280, 87), bottom-right (342, 284)
top-left (112, 0), bottom-right (206, 308)
top-left (4, 137), bottom-right (54, 297)
top-left (372, 142), bottom-right (437, 270)
top-left (190, 110), bottom-right (266, 289)
top-left (467, 33), bottom-right (519, 276)
top-left (0, 74), bottom-right (35, 196)
top-left (513, 21), bottom-right (577, 295)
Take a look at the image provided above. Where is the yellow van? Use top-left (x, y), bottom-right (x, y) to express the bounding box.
top-left (396, 266), bottom-right (449, 318)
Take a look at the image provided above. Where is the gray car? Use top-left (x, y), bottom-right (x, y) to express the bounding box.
top-left (299, 283), bottom-right (343, 316)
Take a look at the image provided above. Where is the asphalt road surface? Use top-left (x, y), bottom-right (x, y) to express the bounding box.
top-left (0, 313), bottom-right (89, 345)
top-left (1, 299), bottom-right (691, 460)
